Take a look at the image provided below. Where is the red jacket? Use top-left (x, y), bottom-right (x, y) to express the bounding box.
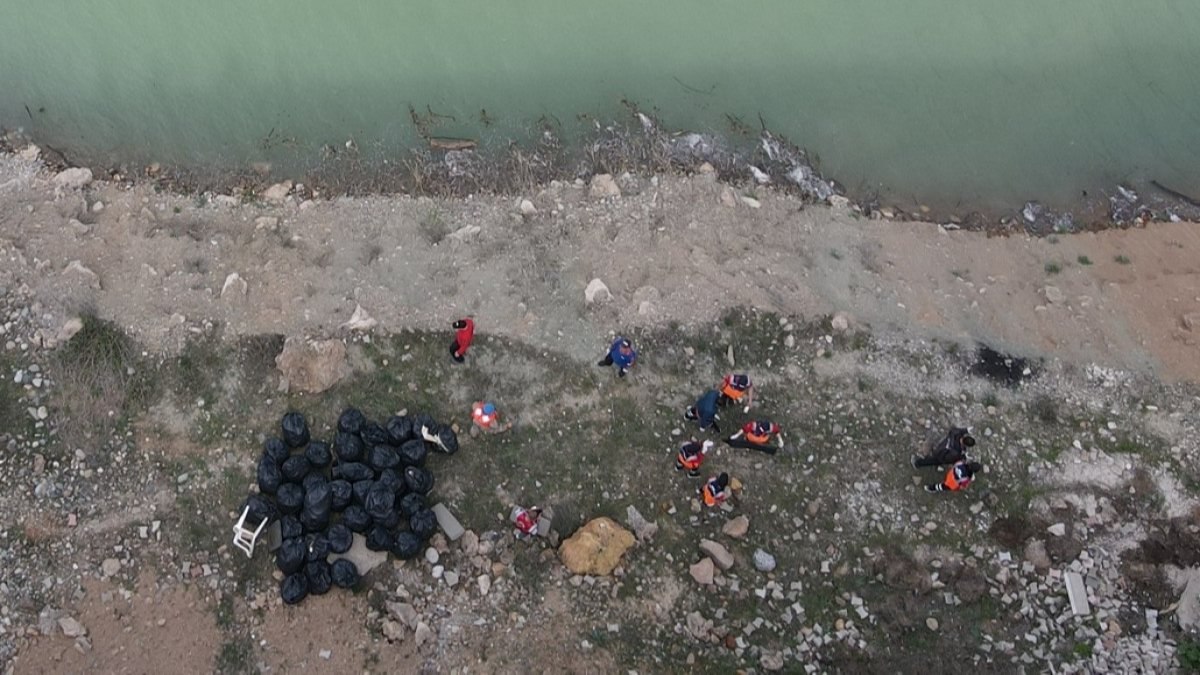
top-left (455, 318), bottom-right (475, 353)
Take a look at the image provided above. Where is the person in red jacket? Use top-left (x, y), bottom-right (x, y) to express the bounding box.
top-left (512, 505), bottom-right (543, 540)
top-left (450, 318), bottom-right (475, 363)
top-left (700, 473), bottom-right (731, 507)
top-left (675, 439), bottom-right (714, 477)
top-left (925, 461), bottom-right (982, 493)
top-left (725, 420), bottom-right (784, 454)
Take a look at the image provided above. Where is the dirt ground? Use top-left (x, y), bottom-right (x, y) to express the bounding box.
top-left (2, 152), bottom-right (1200, 674)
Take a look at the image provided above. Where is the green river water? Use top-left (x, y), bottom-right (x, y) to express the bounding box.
top-left (2, 0), bottom-right (1200, 209)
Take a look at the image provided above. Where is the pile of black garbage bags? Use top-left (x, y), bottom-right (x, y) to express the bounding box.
top-left (242, 408), bottom-right (459, 605)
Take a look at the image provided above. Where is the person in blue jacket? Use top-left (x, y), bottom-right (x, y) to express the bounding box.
top-left (597, 337), bottom-right (637, 378)
top-left (684, 389), bottom-right (722, 433)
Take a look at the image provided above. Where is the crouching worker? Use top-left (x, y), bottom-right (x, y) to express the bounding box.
top-left (700, 473), bottom-right (731, 507)
top-left (450, 318), bottom-right (475, 363)
top-left (472, 401), bottom-right (513, 434)
top-left (684, 390), bottom-right (722, 433)
top-left (675, 439), bottom-right (714, 477)
top-left (512, 505), bottom-right (543, 540)
top-left (925, 460), bottom-right (982, 493)
top-left (911, 426), bottom-right (975, 468)
top-left (726, 420), bottom-right (783, 455)
top-left (718, 373), bottom-right (754, 412)
top-left (597, 337), bottom-right (637, 378)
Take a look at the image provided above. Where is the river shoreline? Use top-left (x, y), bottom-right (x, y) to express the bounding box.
top-left (4, 116), bottom-right (1200, 238)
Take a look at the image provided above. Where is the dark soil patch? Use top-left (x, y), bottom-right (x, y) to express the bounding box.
top-left (969, 345), bottom-right (1035, 386)
top-left (1125, 516), bottom-right (1200, 568)
top-left (988, 515), bottom-right (1038, 549)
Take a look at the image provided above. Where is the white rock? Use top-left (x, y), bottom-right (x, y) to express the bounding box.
top-left (739, 195), bottom-right (762, 209)
top-left (424, 548), bottom-right (440, 565)
top-left (262, 181), bottom-right (292, 203)
top-left (340, 303), bottom-right (377, 331)
top-left (53, 167), bottom-right (93, 189)
top-left (689, 557), bottom-right (715, 585)
top-left (63, 260), bottom-right (101, 289)
top-left (413, 622), bottom-right (434, 647)
top-left (699, 540), bottom-right (734, 570)
top-left (828, 194), bottom-right (851, 209)
top-left (101, 558), bottom-right (120, 577)
top-left (58, 617), bottom-right (87, 638)
top-left (1175, 571), bottom-right (1200, 631)
top-left (477, 574), bottom-right (491, 596)
top-left (926, 617), bottom-right (939, 631)
top-left (91, 201), bottom-right (104, 213)
top-left (319, 649), bottom-right (332, 659)
top-left (1043, 286), bottom-right (1065, 305)
top-left (831, 313), bottom-right (850, 332)
top-left (18, 144), bottom-right (41, 161)
top-left (221, 272), bottom-right (247, 298)
top-left (588, 174), bottom-right (621, 199)
top-left (519, 199), bottom-right (537, 216)
top-left (753, 549), bottom-right (777, 573)
top-left (447, 224), bottom-right (481, 241)
top-left (749, 165), bottom-right (771, 184)
top-left (584, 278), bottom-right (612, 304)
top-left (1047, 523), bottom-right (1066, 537)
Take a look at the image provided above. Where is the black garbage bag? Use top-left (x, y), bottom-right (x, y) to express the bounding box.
top-left (329, 480), bottom-right (352, 511)
top-left (244, 494), bottom-right (278, 523)
top-left (280, 572), bottom-right (309, 605)
top-left (360, 421), bottom-right (389, 447)
top-left (365, 484), bottom-right (395, 521)
top-left (410, 509), bottom-right (438, 540)
top-left (391, 531), bottom-right (422, 559)
top-left (398, 439), bottom-right (428, 468)
top-left (377, 469), bottom-right (404, 495)
top-left (368, 444), bottom-right (400, 472)
top-left (335, 462), bottom-right (373, 483)
top-left (257, 456), bottom-right (283, 495)
top-left (413, 413), bottom-right (439, 437)
top-left (306, 533), bottom-right (330, 562)
top-left (337, 407), bottom-right (366, 434)
top-left (282, 455), bottom-right (311, 483)
top-left (342, 505), bottom-right (371, 533)
top-left (305, 440), bottom-right (333, 469)
top-left (305, 559), bottom-right (332, 596)
top-left (276, 483), bottom-right (304, 515)
top-left (377, 509), bottom-right (402, 530)
top-left (351, 480), bottom-right (374, 506)
top-left (280, 514), bottom-right (303, 540)
top-left (326, 523), bottom-right (352, 554)
top-left (437, 427), bottom-right (459, 455)
top-left (330, 559), bottom-right (360, 589)
top-left (386, 415), bottom-right (414, 445)
top-left (302, 472), bottom-right (328, 495)
top-left (276, 537), bottom-right (306, 574)
top-left (365, 525), bottom-right (394, 552)
top-left (403, 466), bottom-right (435, 495)
top-left (301, 483), bottom-right (332, 532)
top-left (281, 412), bottom-right (311, 448)
top-left (263, 437), bottom-right (290, 466)
top-left (398, 492), bottom-right (426, 517)
top-left (334, 431), bottom-right (365, 462)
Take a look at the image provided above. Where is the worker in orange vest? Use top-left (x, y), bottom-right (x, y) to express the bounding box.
top-left (717, 373), bottom-right (754, 412)
top-left (471, 401), bottom-right (512, 433)
top-left (925, 460), bottom-right (982, 493)
top-left (700, 473), bottom-right (730, 507)
top-left (675, 439), bottom-right (714, 477)
top-left (726, 420), bottom-right (783, 455)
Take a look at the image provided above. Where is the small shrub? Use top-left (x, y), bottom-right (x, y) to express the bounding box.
top-left (1031, 395), bottom-right (1058, 424)
top-left (1115, 254), bottom-right (1131, 265)
top-left (419, 209), bottom-right (449, 245)
top-left (1179, 637), bottom-right (1200, 672)
top-left (1077, 255), bottom-right (1092, 266)
top-left (1044, 261), bottom-right (1062, 275)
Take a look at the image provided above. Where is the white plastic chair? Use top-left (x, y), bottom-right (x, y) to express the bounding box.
top-left (232, 505), bottom-right (268, 558)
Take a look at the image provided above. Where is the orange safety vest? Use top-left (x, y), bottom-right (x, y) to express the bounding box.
top-left (720, 375), bottom-right (750, 401)
top-left (678, 448), bottom-right (703, 471)
top-left (746, 430), bottom-right (770, 445)
top-left (944, 464), bottom-right (973, 491)
top-left (702, 482), bottom-right (724, 506)
top-left (472, 402), bottom-right (497, 429)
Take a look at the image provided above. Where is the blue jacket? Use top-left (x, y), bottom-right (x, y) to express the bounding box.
top-left (609, 338), bottom-right (637, 369)
top-left (695, 390), bottom-right (720, 424)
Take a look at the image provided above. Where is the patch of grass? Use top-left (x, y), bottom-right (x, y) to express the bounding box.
top-left (1071, 641), bottom-right (1093, 661)
top-left (0, 353), bottom-right (29, 438)
top-left (51, 315), bottom-right (159, 451)
top-left (173, 206), bottom-right (182, 214)
top-left (1179, 637), bottom-right (1200, 672)
top-left (214, 636), bottom-right (256, 674)
top-left (1044, 261), bottom-right (1062, 275)
top-left (829, 248), bottom-right (843, 260)
top-left (170, 331), bottom-right (226, 405)
top-left (982, 392), bottom-right (1000, 408)
top-left (418, 208), bottom-right (449, 245)
top-left (1114, 254), bottom-right (1131, 265)
top-left (1076, 255), bottom-right (1092, 266)
top-left (1030, 395), bottom-right (1058, 424)
top-left (215, 595), bottom-right (236, 630)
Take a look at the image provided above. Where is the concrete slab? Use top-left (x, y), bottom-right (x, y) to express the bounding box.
top-left (1064, 571), bottom-right (1091, 616)
top-left (329, 533), bottom-right (388, 574)
top-left (431, 503), bottom-right (465, 541)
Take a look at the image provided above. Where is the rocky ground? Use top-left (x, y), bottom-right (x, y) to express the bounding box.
top-left (1, 149), bottom-right (1199, 674)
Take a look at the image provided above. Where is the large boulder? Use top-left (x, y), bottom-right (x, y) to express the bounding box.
top-left (275, 337), bottom-right (350, 394)
top-left (558, 517), bottom-right (635, 576)
top-left (699, 539), bottom-right (734, 571)
top-left (1178, 570), bottom-right (1200, 632)
top-left (53, 167), bottom-right (93, 189)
